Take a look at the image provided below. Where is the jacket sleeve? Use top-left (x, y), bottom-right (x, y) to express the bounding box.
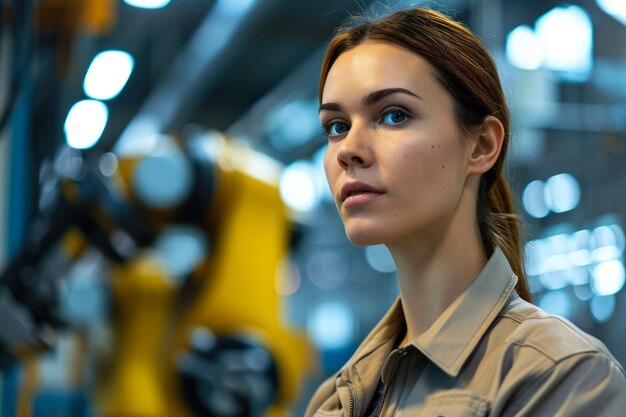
top-left (498, 351), bottom-right (626, 417)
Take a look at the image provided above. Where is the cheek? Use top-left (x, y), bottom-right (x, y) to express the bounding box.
top-left (392, 142), bottom-right (441, 179)
top-left (391, 137), bottom-right (466, 195)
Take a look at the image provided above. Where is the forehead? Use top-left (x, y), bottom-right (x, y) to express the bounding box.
top-left (322, 40), bottom-right (438, 101)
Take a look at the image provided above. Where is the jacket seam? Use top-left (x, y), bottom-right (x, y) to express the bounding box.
top-left (520, 316), bottom-right (594, 345)
top-left (509, 340), bottom-right (608, 365)
top-left (500, 313), bottom-right (604, 356)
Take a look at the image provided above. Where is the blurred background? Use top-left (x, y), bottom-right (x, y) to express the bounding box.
top-left (1, 0), bottom-right (625, 416)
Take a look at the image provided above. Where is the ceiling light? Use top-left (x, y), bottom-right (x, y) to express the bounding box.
top-left (64, 100), bottom-right (108, 150)
top-left (84, 50), bottom-right (134, 100)
top-left (124, 0), bottom-right (172, 9)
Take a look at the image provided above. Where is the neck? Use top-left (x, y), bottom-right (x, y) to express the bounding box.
top-left (389, 186), bottom-right (488, 345)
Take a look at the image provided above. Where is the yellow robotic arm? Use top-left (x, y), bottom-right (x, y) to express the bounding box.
top-left (99, 132), bottom-right (310, 417)
top-left (0, 131), bottom-right (311, 417)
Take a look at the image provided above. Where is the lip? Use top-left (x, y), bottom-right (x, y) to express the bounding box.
top-left (340, 181), bottom-right (385, 208)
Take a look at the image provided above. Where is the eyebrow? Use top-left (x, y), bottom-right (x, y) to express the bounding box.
top-left (319, 88), bottom-right (422, 113)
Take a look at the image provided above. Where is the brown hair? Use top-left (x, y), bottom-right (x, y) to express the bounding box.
top-left (319, 7), bottom-right (531, 302)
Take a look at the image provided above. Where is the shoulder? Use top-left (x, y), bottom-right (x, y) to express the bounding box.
top-left (497, 296), bottom-right (624, 373)
top-left (485, 296), bottom-right (626, 415)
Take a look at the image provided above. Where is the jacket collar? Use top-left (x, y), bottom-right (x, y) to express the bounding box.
top-left (345, 247), bottom-right (518, 378)
top-left (410, 247), bottom-right (518, 376)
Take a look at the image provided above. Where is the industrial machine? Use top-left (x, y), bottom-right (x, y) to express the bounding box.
top-left (0, 131), bottom-right (310, 417)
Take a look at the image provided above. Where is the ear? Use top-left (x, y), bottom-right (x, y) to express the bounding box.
top-left (467, 115), bottom-right (504, 175)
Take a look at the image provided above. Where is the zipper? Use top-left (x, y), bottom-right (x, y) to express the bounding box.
top-left (348, 382), bottom-right (356, 417)
top-left (374, 346), bottom-right (410, 417)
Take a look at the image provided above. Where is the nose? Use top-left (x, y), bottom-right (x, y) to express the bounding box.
top-left (336, 124), bottom-right (373, 171)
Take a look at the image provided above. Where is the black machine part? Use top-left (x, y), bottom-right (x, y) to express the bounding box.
top-left (0, 168), bottom-right (156, 368)
top-left (178, 328), bottom-right (280, 417)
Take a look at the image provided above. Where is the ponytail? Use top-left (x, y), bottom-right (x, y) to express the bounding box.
top-left (478, 172), bottom-right (531, 302)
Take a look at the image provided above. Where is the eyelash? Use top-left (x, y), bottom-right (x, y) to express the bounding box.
top-left (320, 119), bottom-right (347, 137)
top-left (321, 105), bottom-right (413, 137)
top-left (376, 105), bottom-right (411, 125)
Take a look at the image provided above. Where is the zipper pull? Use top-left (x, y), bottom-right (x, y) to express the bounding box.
top-left (380, 346), bottom-right (410, 384)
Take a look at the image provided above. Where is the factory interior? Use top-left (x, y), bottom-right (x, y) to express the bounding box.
top-left (1, 0), bottom-right (626, 416)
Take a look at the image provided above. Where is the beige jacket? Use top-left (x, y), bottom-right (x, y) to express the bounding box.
top-left (305, 248), bottom-right (626, 417)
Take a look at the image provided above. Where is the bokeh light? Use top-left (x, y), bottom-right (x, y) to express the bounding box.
top-left (124, 0), bottom-right (172, 9)
top-left (279, 160), bottom-right (319, 214)
top-left (522, 180), bottom-right (549, 218)
top-left (307, 301), bottom-right (354, 350)
top-left (590, 294), bottom-right (616, 323)
top-left (84, 50), bottom-right (134, 101)
top-left (591, 259), bottom-right (625, 296)
top-left (535, 5), bottom-right (593, 82)
top-left (506, 25), bottom-right (543, 70)
top-left (596, 0), bottom-right (626, 27)
top-left (544, 173), bottom-right (581, 213)
top-left (64, 100), bottom-right (109, 150)
top-left (539, 290), bottom-right (573, 319)
top-left (365, 245), bottom-right (396, 273)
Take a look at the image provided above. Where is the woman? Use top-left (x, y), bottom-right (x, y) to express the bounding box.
top-left (306, 7), bottom-right (626, 417)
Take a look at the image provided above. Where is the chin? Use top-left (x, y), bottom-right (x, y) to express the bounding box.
top-left (344, 225), bottom-right (388, 247)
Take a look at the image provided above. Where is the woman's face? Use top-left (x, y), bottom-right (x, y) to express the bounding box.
top-left (320, 41), bottom-right (474, 247)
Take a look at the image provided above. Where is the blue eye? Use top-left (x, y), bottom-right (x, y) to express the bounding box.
top-left (382, 110), bottom-right (407, 125)
top-left (327, 121), bottom-right (349, 136)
